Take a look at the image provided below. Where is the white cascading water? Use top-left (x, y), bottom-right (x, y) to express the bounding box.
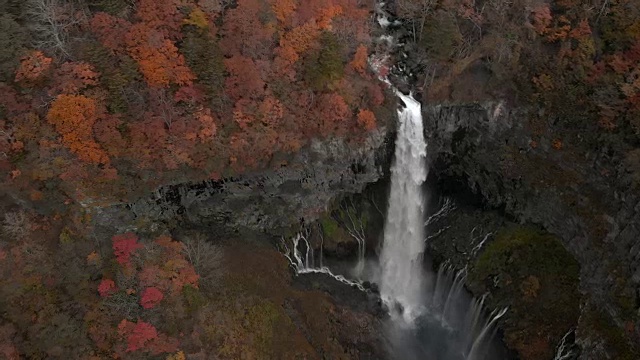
top-left (379, 91), bottom-right (428, 322)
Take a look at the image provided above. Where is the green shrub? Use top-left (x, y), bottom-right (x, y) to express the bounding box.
top-left (89, 0), bottom-right (132, 15)
top-left (183, 284), bottom-right (206, 313)
top-left (320, 215), bottom-right (339, 238)
top-left (469, 225), bottom-right (581, 358)
top-left (180, 27), bottom-right (225, 100)
top-left (303, 32), bottom-right (344, 91)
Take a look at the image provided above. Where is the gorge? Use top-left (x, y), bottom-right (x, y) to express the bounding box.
top-left (1, 0), bottom-right (639, 359)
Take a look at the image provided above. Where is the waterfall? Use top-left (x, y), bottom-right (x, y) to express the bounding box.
top-left (376, 92), bottom-right (508, 358)
top-left (379, 91), bottom-right (428, 322)
top-left (275, 2), bottom-right (512, 357)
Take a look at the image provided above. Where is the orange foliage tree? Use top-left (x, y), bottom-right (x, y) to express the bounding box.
top-left (357, 109), bottom-right (377, 131)
top-left (350, 45), bottom-right (369, 75)
top-left (46, 95), bottom-right (109, 164)
top-left (138, 236), bottom-right (199, 295)
top-left (125, 24), bottom-right (195, 88)
top-left (14, 51), bottom-right (52, 83)
top-left (276, 21), bottom-right (320, 69)
top-left (271, 0), bottom-right (297, 26)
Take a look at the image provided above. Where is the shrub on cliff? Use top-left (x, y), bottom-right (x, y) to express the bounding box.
top-left (469, 226), bottom-right (580, 360)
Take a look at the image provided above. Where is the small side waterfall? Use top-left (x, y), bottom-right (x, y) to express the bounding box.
top-left (379, 92), bottom-right (428, 322)
top-left (281, 231), bottom-right (366, 291)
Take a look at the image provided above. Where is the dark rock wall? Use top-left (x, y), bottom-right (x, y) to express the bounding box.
top-left (423, 102), bottom-right (640, 357)
top-left (92, 127), bottom-right (395, 238)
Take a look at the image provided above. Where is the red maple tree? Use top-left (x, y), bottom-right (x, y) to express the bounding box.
top-left (112, 232), bottom-right (143, 266)
top-left (140, 287), bottom-right (164, 309)
top-left (98, 279), bottom-right (117, 297)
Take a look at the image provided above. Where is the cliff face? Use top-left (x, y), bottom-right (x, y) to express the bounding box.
top-left (423, 102), bottom-right (640, 358)
top-left (85, 127), bottom-right (395, 360)
top-left (91, 126), bottom-right (394, 238)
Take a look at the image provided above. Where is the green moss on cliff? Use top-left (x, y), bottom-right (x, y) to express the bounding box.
top-left (469, 226), bottom-right (580, 360)
top-left (320, 214), bottom-right (340, 238)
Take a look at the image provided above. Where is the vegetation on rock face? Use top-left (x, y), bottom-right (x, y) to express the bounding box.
top-left (579, 304), bottom-right (640, 360)
top-left (468, 226), bottom-right (581, 360)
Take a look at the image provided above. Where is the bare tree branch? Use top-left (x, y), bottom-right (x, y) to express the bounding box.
top-left (26, 0), bottom-right (85, 59)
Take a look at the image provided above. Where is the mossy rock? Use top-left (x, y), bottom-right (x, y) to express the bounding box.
top-left (468, 225), bottom-right (580, 360)
top-left (320, 214), bottom-right (340, 238)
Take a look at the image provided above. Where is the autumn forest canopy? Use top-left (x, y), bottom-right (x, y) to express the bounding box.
top-left (0, 0), bottom-right (388, 358)
top-left (0, 0), bottom-right (385, 204)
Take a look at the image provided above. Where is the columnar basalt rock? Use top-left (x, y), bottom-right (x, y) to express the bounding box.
top-left (93, 126), bottom-right (396, 238)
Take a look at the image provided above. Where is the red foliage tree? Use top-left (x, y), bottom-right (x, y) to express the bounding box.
top-left (90, 13), bottom-right (131, 53)
top-left (316, 93), bottom-right (351, 136)
top-left (118, 319), bottom-right (158, 352)
top-left (0, 84), bottom-right (30, 117)
top-left (94, 114), bottom-right (127, 157)
top-left (531, 5), bottom-right (552, 36)
top-left (98, 279), bottom-right (117, 297)
top-left (135, 0), bottom-right (183, 37)
top-left (128, 115), bottom-right (168, 169)
top-left (224, 56), bottom-right (266, 101)
top-left (220, 0), bottom-right (275, 58)
top-left (49, 62), bottom-right (100, 96)
top-left (140, 287), bottom-right (164, 309)
top-left (112, 232), bottom-right (143, 267)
